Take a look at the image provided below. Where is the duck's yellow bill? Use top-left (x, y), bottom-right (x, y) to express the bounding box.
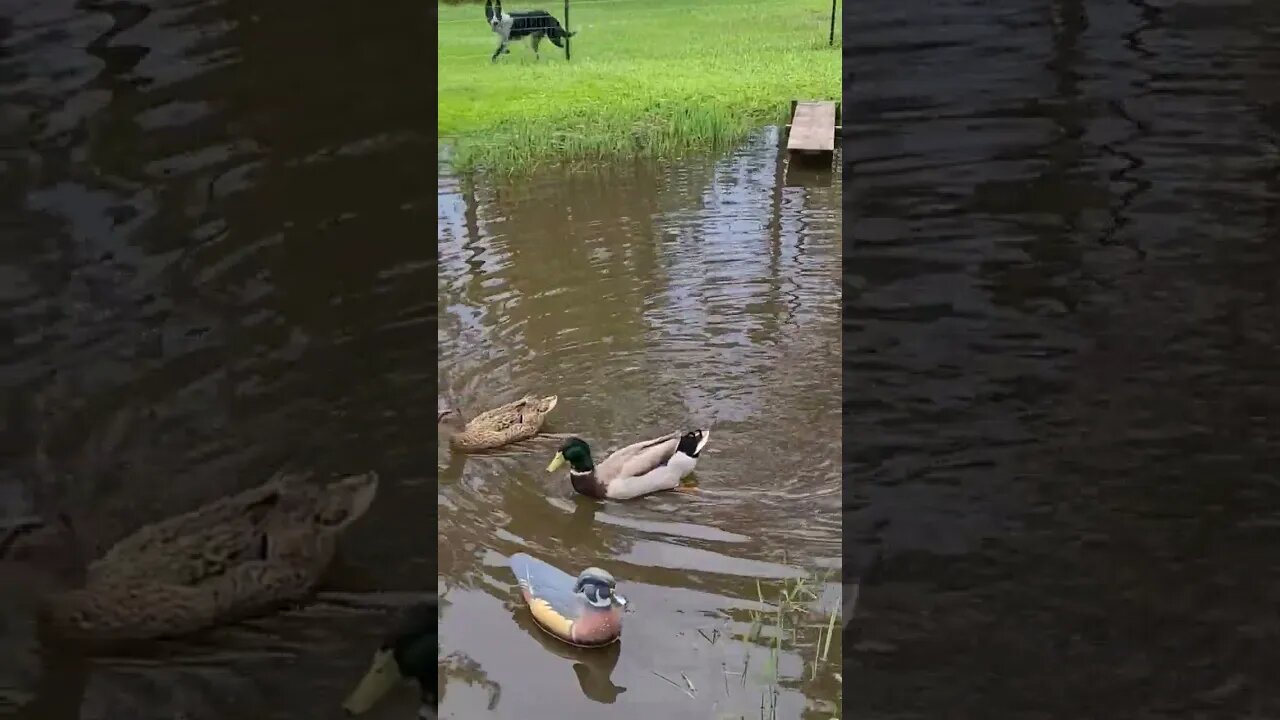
top-left (546, 452), bottom-right (566, 473)
top-left (342, 649), bottom-right (402, 715)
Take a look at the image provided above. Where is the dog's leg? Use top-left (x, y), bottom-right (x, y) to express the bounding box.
top-left (491, 14), bottom-right (513, 61)
top-left (531, 32), bottom-right (543, 60)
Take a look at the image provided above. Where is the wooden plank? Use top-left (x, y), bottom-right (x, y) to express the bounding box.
top-left (787, 101), bottom-right (836, 153)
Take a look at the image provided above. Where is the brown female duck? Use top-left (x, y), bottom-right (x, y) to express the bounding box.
top-left (4, 473), bottom-right (378, 644)
top-left (439, 394), bottom-right (559, 451)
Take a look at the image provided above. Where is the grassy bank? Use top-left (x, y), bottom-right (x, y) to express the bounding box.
top-left (438, 0), bottom-right (840, 173)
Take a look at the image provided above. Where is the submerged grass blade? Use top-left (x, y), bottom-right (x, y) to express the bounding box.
top-left (821, 607), bottom-right (837, 662)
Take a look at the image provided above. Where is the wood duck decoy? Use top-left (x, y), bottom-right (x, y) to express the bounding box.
top-left (511, 604), bottom-right (627, 703)
top-left (509, 552), bottom-right (627, 647)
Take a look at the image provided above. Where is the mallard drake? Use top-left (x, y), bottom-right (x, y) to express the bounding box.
top-left (510, 552), bottom-right (627, 647)
top-left (343, 601), bottom-right (437, 717)
top-left (545, 429), bottom-right (710, 500)
top-left (22, 473), bottom-right (379, 644)
top-left (438, 394), bottom-right (559, 451)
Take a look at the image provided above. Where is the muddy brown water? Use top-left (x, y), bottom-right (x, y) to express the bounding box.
top-left (438, 132), bottom-right (842, 719)
top-left (848, 0), bottom-right (1280, 717)
top-left (1, 0), bottom-right (434, 718)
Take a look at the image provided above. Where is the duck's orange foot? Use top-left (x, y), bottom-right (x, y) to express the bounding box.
top-left (675, 485), bottom-right (699, 494)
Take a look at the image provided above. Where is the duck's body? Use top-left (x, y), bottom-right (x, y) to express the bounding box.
top-left (546, 430), bottom-right (710, 500)
top-left (38, 473), bottom-right (379, 643)
top-left (509, 552), bottom-right (626, 647)
top-left (344, 601), bottom-right (438, 717)
top-left (439, 394), bottom-right (558, 451)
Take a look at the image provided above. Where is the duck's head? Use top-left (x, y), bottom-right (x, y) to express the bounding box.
top-left (676, 429), bottom-right (710, 458)
top-left (574, 566), bottom-right (627, 609)
top-left (297, 473), bottom-right (379, 531)
top-left (343, 601), bottom-right (438, 715)
top-left (546, 437), bottom-right (593, 473)
top-left (0, 513), bottom-right (86, 588)
top-left (437, 409), bottom-right (466, 434)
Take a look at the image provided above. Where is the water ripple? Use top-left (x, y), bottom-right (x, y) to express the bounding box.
top-left (439, 132), bottom-right (841, 716)
top-left (849, 0), bottom-right (1280, 715)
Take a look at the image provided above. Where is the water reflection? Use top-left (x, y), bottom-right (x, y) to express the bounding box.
top-left (509, 610), bottom-right (627, 704)
top-left (1, 0), bottom-right (432, 716)
top-left (848, 0), bottom-right (1280, 715)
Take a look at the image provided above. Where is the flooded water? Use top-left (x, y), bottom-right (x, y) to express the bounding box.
top-left (0, 0), bottom-right (435, 718)
top-left (438, 131), bottom-right (842, 718)
top-left (848, 0), bottom-right (1280, 717)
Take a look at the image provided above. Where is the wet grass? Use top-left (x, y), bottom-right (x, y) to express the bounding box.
top-left (437, 0), bottom-right (840, 173)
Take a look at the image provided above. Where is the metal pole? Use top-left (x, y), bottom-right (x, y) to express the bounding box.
top-left (829, 0), bottom-right (836, 46)
top-left (565, 0), bottom-right (571, 61)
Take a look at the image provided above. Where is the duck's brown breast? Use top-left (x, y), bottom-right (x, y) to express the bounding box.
top-left (570, 605), bottom-right (622, 646)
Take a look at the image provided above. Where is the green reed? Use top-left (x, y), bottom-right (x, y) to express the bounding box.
top-left (712, 569), bottom-right (841, 720)
top-left (437, 0), bottom-right (840, 174)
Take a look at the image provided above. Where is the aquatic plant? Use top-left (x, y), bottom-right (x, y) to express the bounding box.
top-left (686, 567), bottom-right (842, 720)
top-left (741, 573), bottom-right (841, 719)
top-left (437, 0), bottom-right (840, 174)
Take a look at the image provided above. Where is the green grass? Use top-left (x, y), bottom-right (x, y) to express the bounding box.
top-left (438, 0), bottom-right (840, 173)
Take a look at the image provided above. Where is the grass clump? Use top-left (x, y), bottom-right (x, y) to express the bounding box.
top-left (693, 569), bottom-right (841, 720)
top-left (438, 0), bottom-right (840, 174)
top-left (741, 574), bottom-right (841, 719)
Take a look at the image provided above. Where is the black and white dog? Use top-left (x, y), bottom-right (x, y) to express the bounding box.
top-left (484, 0), bottom-right (575, 62)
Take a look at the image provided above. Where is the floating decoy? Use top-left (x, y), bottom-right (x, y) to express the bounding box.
top-left (511, 604), bottom-right (627, 703)
top-left (509, 552), bottom-right (627, 647)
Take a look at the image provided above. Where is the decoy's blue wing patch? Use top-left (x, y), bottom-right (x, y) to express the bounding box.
top-left (509, 552), bottom-right (584, 621)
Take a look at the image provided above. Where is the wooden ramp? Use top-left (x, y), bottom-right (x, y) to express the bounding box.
top-left (785, 100), bottom-right (839, 156)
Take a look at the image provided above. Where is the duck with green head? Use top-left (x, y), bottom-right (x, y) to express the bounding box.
top-left (546, 429), bottom-right (710, 500)
top-left (343, 601), bottom-right (437, 718)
